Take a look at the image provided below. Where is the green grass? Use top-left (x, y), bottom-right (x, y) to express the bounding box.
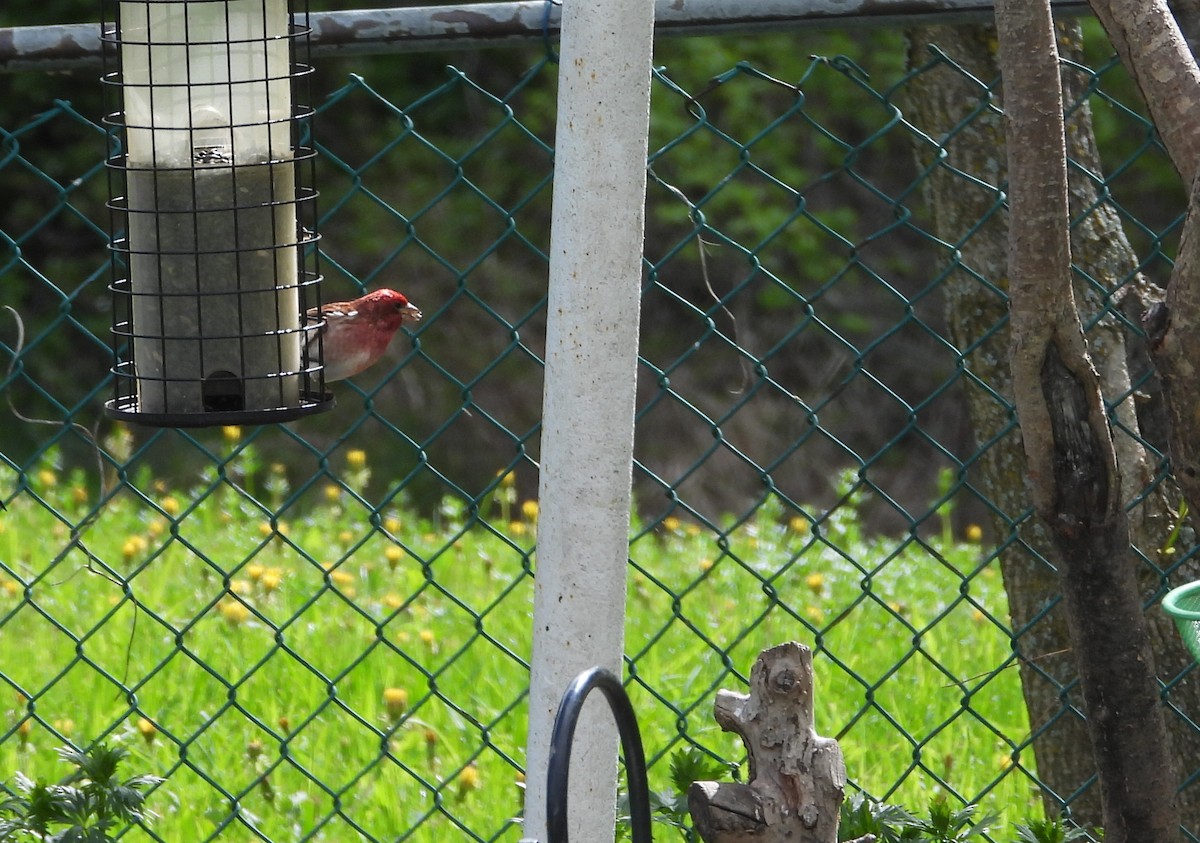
top-left (0, 437), bottom-right (1037, 842)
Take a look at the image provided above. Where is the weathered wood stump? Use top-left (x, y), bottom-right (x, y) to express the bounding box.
top-left (688, 642), bottom-right (872, 843)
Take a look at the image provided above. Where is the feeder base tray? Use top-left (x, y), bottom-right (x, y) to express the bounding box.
top-left (104, 393), bottom-right (334, 428)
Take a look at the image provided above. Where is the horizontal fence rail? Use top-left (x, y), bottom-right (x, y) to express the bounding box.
top-left (0, 0), bottom-right (1093, 72)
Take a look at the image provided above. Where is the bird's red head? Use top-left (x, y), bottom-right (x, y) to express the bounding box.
top-left (359, 289), bottom-right (423, 326)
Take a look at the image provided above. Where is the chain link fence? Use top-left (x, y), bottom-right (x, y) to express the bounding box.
top-left (0, 9), bottom-right (1194, 843)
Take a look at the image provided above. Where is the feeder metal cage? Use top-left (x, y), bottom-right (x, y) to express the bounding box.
top-left (101, 0), bottom-right (331, 427)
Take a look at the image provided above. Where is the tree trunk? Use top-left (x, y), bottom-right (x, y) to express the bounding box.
top-left (1086, 0), bottom-right (1200, 182)
top-left (996, 0), bottom-right (1180, 837)
top-left (904, 20), bottom-right (1197, 827)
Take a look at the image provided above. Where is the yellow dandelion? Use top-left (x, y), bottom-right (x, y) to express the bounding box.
top-left (383, 687), bottom-right (409, 720)
top-left (16, 719), bottom-right (31, 743)
top-left (219, 598), bottom-right (251, 626)
top-left (396, 630), bottom-right (412, 644)
top-left (261, 571), bottom-right (283, 593)
top-left (385, 546), bottom-right (404, 569)
top-left (122, 536), bottom-right (148, 561)
top-left (53, 719), bottom-right (74, 737)
top-left (136, 717), bottom-right (157, 744)
top-left (346, 449), bottom-right (368, 469)
top-left (152, 479), bottom-right (168, 494)
top-left (457, 763), bottom-right (481, 797)
top-left (338, 530), bottom-right (354, 544)
top-left (788, 516), bottom-right (810, 535)
top-left (161, 496), bottom-right (181, 517)
top-left (37, 469), bottom-right (57, 488)
top-left (419, 629), bottom-right (436, 650)
top-left (384, 516), bottom-right (402, 534)
top-left (965, 524), bottom-right (983, 543)
top-left (147, 519), bottom-right (165, 538)
top-left (247, 739), bottom-right (264, 760)
top-left (698, 558), bottom-right (714, 572)
top-left (2, 580), bottom-right (18, 597)
top-left (324, 483), bottom-right (341, 503)
top-left (685, 523), bottom-right (701, 537)
top-left (971, 609), bottom-right (986, 625)
top-left (221, 425), bottom-right (242, 443)
top-left (805, 605), bottom-right (824, 623)
top-left (997, 752), bottom-right (1014, 771)
top-left (259, 521), bottom-right (289, 539)
top-left (246, 564), bottom-right (265, 581)
top-left (509, 521), bottom-right (527, 537)
top-left (805, 572), bottom-right (826, 595)
top-left (662, 516), bottom-right (682, 533)
top-left (230, 579), bottom-right (251, 595)
top-left (521, 499), bottom-right (539, 521)
top-left (499, 470), bottom-right (516, 488)
top-left (888, 600), bottom-right (908, 616)
top-left (71, 486), bottom-right (88, 505)
top-left (384, 593), bottom-right (404, 609)
top-left (331, 570), bottom-right (355, 588)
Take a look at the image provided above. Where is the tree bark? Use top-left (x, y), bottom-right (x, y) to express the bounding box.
top-left (1086, 0), bottom-right (1200, 182)
top-left (996, 1), bottom-right (1180, 838)
top-left (1170, 0), bottom-right (1200, 54)
top-left (904, 20), bottom-right (1198, 828)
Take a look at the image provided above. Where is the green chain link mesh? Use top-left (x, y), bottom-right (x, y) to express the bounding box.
top-left (0, 26), bottom-right (1194, 843)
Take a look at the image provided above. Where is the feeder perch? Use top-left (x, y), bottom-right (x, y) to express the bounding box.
top-left (1163, 581), bottom-right (1200, 665)
top-left (101, 0), bottom-right (331, 426)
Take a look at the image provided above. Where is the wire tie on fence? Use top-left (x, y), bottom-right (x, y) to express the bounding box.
top-left (541, 0), bottom-right (562, 63)
top-left (812, 54), bottom-right (872, 84)
top-left (3, 305), bottom-right (109, 504)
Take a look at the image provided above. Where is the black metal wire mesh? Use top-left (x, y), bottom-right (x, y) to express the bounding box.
top-left (0, 20), bottom-right (1195, 843)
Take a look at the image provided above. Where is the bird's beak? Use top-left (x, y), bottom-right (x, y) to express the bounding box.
top-left (403, 303), bottom-right (422, 322)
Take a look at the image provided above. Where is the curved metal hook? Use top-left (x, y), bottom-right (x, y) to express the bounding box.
top-left (546, 667), bottom-right (652, 843)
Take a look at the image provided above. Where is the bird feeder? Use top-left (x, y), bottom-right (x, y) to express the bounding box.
top-left (101, 0), bottom-right (331, 426)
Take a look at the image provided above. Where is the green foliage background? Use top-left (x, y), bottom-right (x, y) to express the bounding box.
top-left (0, 5), bottom-right (1181, 524)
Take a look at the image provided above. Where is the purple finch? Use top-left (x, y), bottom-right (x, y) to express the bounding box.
top-left (306, 289), bottom-right (422, 382)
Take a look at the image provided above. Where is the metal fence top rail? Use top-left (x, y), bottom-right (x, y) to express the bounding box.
top-left (1, 0), bottom-right (1091, 73)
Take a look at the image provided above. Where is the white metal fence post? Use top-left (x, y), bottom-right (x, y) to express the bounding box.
top-left (523, 0), bottom-right (655, 840)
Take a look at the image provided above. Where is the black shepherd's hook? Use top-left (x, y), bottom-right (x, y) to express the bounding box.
top-left (546, 667), bottom-right (653, 843)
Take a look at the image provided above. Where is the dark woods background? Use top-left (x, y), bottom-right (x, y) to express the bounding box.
top-left (0, 2), bottom-right (1182, 533)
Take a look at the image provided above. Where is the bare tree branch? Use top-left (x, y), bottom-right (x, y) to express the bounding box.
top-left (997, 0), bottom-right (1181, 838)
top-left (1087, 0), bottom-right (1200, 181)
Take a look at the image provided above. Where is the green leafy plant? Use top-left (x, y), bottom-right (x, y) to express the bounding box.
top-left (0, 744), bottom-right (161, 842)
top-left (839, 791), bottom-right (922, 842)
top-left (618, 746), bottom-right (733, 841)
top-left (1013, 816), bottom-right (1092, 843)
top-left (910, 797), bottom-right (999, 843)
